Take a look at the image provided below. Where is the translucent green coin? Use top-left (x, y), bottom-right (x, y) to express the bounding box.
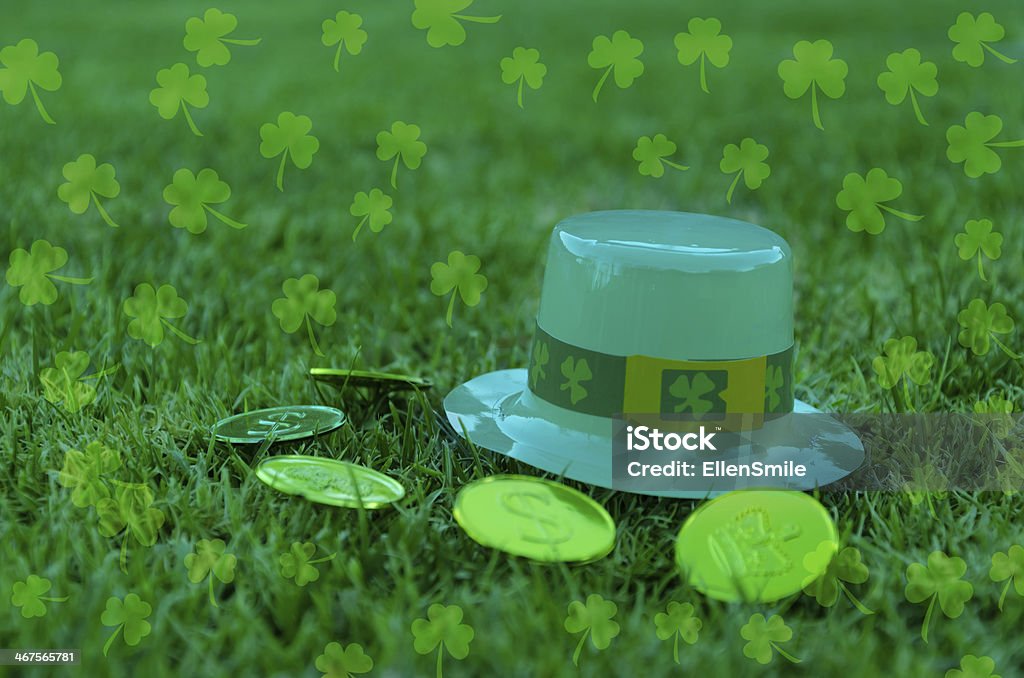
top-left (255, 455), bottom-right (405, 508)
top-left (454, 475), bottom-right (616, 563)
top-left (675, 490), bottom-right (838, 603)
top-left (310, 368), bottom-right (432, 391)
top-left (212, 406), bottom-right (344, 444)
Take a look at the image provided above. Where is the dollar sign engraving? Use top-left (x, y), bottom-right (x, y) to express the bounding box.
top-left (500, 491), bottom-right (574, 545)
top-left (246, 410), bottom-right (306, 437)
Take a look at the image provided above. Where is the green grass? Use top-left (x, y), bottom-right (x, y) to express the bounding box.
top-left (2, 0), bottom-right (1023, 675)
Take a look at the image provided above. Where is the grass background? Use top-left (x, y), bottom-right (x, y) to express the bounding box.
top-left (1, 0), bottom-right (1023, 675)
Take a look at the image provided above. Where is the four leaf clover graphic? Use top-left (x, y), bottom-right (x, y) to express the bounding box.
top-left (97, 481), bottom-right (166, 573)
top-left (564, 594), bottom-right (619, 667)
top-left (260, 112), bottom-right (320, 191)
top-left (184, 8), bottom-right (261, 67)
top-left (272, 274), bottom-right (337, 356)
top-left (955, 219), bottom-right (1003, 282)
top-left (989, 544), bottom-right (1024, 611)
top-left (500, 47), bottom-right (546, 108)
top-left (778, 39), bottom-right (848, 130)
top-left (101, 593), bottom-right (153, 656)
top-left (5, 239), bottom-right (92, 306)
top-left (164, 168), bottom-right (247, 234)
top-left (57, 154), bottom-right (121, 227)
top-left (11, 575), bottom-right (68, 618)
top-left (58, 440), bottom-right (121, 508)
top-left (802, 543), bottom-right (874, 614)
top-left (40, 350), bottom-right (102, 413)
top-left (872, 336), bottom-right (934, 390)
top-left (877, 48), bottom-right (938, 126)
top-left (529, 339), bottom-right (549, 389)
top-left (764, 364), bottom-right (784, 411)
top-left (946, 655), bottom-right (1002, 678)
top-left (411, 603), bottom-right (474, 678)
top-left (669, 372), bottom-right (716, 415)
top-left (740, 613), bottom-right (800, 665)
top-left (185, 538), bottom-right (237, 607)
top-left (947, 112), bottom-right (1024, 178)
top-left (905, 550), bottom-right (974, 643)
top-left (560, 356), bottom-right (592, 405)
top-left (720, 138), bottom-right (770, 203)
top-left (836, 168), bottom-right (922, 235)
top-left (653, 601), bottom-right (701, 665)
top-left (949, 12), bottom-right (1017, 67)
top-left (350, 188), bottom-right (393, 241)
top-left (633, 134), bottom-right (689, 177)
top-left (429, 250), bottom-right (486, 327)
top-left (376, 121), bottom-right (427, 189)
top-left (411, 0), bottom-right (501, 48)
top-left (674, 17), bottom-right (732, 94)
top-left (279, 542), bottom-right (336, 586)
top-left (149, 63), bottom-right (209, 136)
top-left (322, 11), bottom-right (368, 72)
top-left (316, 641), bottom-right (374, 678)
top-left (957, 298), bottom-right (1018, 358)
top-left (123, 283), bottom-right (200, 347)
top-left (588, 30), bottom-right (644, 102)
top-left (0, 38), bottom-right (61, 124)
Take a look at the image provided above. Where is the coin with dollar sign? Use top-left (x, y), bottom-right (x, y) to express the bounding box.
top-left (453, 475), bottom-right (616, 563)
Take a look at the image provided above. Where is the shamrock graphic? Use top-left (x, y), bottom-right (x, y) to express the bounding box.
top-left (0, 38), bottom-right (61, 124)
top-left (947, 113), bottom-right (1024, 178)
top-left (411, 603), bottom-right (474, 678)
top-left (123, 283), bottom-right (200, 347)
top-left (149, 63), bottom-right (208, 136)
top-left (872, 336), bottom-right (934, 390)
top-left (778, 39), bottom-right (847, 131)
top-left (956, 219), bottom-right (1003, 282)
top-left (720, 138), bottom-right (770, 203)
top-left (836, 168), bottom-right (922, 235)
top-left (272, 274), bottom-right (337, 356)
top-left (905, 551), bottom-right (973, 643)
top-left (101, 593), bottom-right (152, 656)
top-left (903, 463), bottom-right (949, 516)
top-left (185, 538), bottom-right (237, 607)
top-left (11, 575), bottom-right (68, 618)
top-left (5, 239), bottom-right (91, 306)
top-left (57, 154), bottom-right (121, 228)
top-left (411, 0), bottom-right (501, 48)
top-left (669, 372), bottom-right (716, 415)
top-left (740, 613), bottom-right (800, 665)
top-left (376, 121), bottom-right (427, 189)
top-left (429, 250), bottom-right (486, 327)
top-left (674, 18), bottom-right (732, 94)
top-left (802, 543), bottom-right (874, 614)
top-left (40, 350), bottom-right (101, 413)
top-left (564, 594), bottom-right (619, 667)
top-left (957, 299), bottom-right (1017, 358)
top-left (316, 641), bottom-right (374, 678)
top-left (990, 544), bottom-right (1024, 610)
top-left (529, 339), bottom-right (549, 388)
top-left (653, 601), bottom-right (701, 665)
top-left (260, 112), bottom-right (320, 191)
top-left (559, 356), bottom-right (592, 405)
top-left (588, 30), bottom-right (644, 102)
top-left (184, 8), bottom-right (261, 67)
top-left (279, 542), bottom-right (336, 586)
top-left (350, 188), bottom-right (393, 241)
top-left (500, 47), bottom-right (546, 108)
top-left (974, 395), bottom-right (1016, 439)
top-left (877, 48), bottom-right (938, 126)
top-left (96, 481), bottom-right (166, 573)
top-left (949, 12), bottom-right (1016, 67)
top-left (164, 168), bottom-right (246, 234)
top-left (58, 440), bottom-right (121, 508)
top-left (322, 11), bottom-right (367, 72)
top-left (946, 655), bottom-right (1002, 678)
top-left (633, 134), bottom-right (689, 178)
top-left (764, 364), bottom-right (784, 411)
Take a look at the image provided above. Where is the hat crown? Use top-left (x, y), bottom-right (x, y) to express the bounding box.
top-left (536, 210), bottom-right (793, 360)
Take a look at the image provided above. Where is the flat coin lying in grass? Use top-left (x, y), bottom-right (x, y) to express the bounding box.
top-left (675, 490), bottom-right (838, 603)
top-left (212, 405), bottom-right (345, 444)
top-left (454, 475), bottom-right (616, 563)
top-left (255, 455), bottom-right (405, 508)
top-left (309, 368), bottom-right (432, 391)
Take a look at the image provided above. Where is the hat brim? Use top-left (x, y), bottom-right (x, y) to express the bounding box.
top-left (443, 369), bottom-right (864, 498)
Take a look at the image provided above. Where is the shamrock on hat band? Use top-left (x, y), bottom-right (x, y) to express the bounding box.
top-left (527, 322), bottom-right (793, 430)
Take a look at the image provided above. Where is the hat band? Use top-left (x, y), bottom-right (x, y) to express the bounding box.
top-left (526, 322), bottom-right (793, 428)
